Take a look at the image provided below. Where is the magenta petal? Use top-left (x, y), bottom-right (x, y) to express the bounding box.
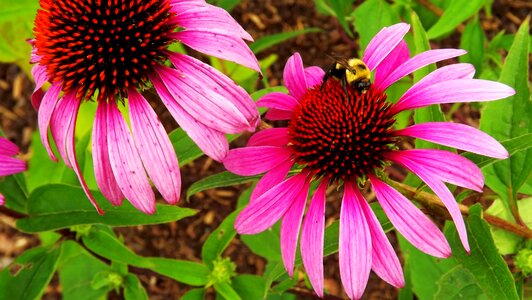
top-left (169, 0), bottom-right (206, 12)
top-left (402, 63), bottom-right (475, 97)
top-left (265, 108), bottom-right (293, 121)
top-left (363, 23), bottom-right (411, 71)
top-left (0, 137), bottom-right (19, 156)
top-left (0, 157), bottom-right (26, 176)
top-left (223, 146), bottom-right (293, 176)
top-left (392, 79), bottom-right (515, 114)
top-left (150, 72), bottom-right (228, 161)
top-left (92, 103), bottom-right (124, 205)
top-left (50, 93), bottom-right (75, 168)
top-left (171, 31), bottom-right (260, 71)
top-left (280, 179), bottom-right (310, 277)
top-left (340, 181), bottom-right (372, 300)
top-left (376, 49), bottom-right (467, 91)
top-left (385, 149), bottom-right (484, 192)
top-left (235, 172), bottom-right (309, 234)
top-left (304, 66), bottom-right (325, 88)
top-left (38, 81), bottom-right (62, 162)
top-left (359, 197), bottom-right (404, 288)
top-left (0, 194), bottom-right (4, 206)
top-left (300, 180), bottom-right (328, 297)
top-left (374, 40), bottom-right (409, 88)
top-left (31, 64), bottom-right (48, 110)
top-left (247, 128), bottom-right (289, 147)
top-left (106, 101), bottom-right (156, 214)
top-left (128, 88), bottom-right (181, 204)
top-left (395, 122), bottom-right (508, 159)
top-left (257, 92), bottom-right (300, 112)
top-left (250, 158), bottom-right (294, 204)
top-left (369, 174), bottom-right (451, 258)
top-left (283, 53), bottom-right (308, 100)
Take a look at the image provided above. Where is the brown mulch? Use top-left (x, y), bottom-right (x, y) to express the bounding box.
top-left (0, 0), bottom-right (527, 299)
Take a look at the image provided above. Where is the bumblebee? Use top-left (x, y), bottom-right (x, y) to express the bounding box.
top-left (321, 55), bottom-right (371, 94)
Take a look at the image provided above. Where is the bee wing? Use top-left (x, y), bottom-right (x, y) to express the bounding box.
top-left (327, 54), bottom-right (358, 74)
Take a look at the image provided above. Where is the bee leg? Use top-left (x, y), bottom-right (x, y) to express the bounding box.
top-left (341, 76), bottom-right (349, 100)
top-left (320, 64), bottom-right (335, 90)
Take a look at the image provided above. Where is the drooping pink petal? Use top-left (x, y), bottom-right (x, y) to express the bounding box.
top-left (369, 174), bottom-right (451, 258)
top-left (150, 71), bottom-right (228, 161)
top-left (38, 81), bottom-right (62, 162)
top-left (358, 196), bottom-right (404, 288)
top-left (375, 49), bottom-right (467, 91)
top-left (402, 63), bottom-right (475, 96)
top-left (247, 128), bottom-right (289, 147)
top-left (373, 40), bottom-right (409, 88)
top-left (92, 102), bottom-right (124, 205)
top-left (174, 5), bottom-right (253, 41)
top-left (0, 137), bottom-right (19, 156)
top-left (106, 101), bottom-right (156, 214)
top-left (265, 108), bottom-right (293, 121)
top-left (392, 79), bottom-right (515, 114)
top-left (50, 93), bottom-right (75, 168)
top-left (385, 149), bottom-right (484, 192)
top-left (155, 65), bottom-right (251, 134)
top-left (250, 158), bottom-right (294, 204)
top-left (339, 181), bottom-right (372, 300)
top-left (304, 66), bottom-right (325, 88)
top-left (257, 92), bottom-right (300, 112)
top-left (363, 23), bottom-right (411, 71)
top-left (31, 64), bottom-right (48, 110)
top-left (223, 146), bottom-right (293, 176)
top-left (128, 88), bottom-right (181, 204)
top-left (170, 31), bottom-right (260, 72)
top-left (283, 53), bottom-right (308, 100)
top-left (394, 122), bottom-right (508, 159)
top-left (168, 52), bottom-right (259, 129)
top-left (235, 172), bottom-right (309, 234)
top-left (281, 179), bottom-right (310, 277)
top-left (300, 180), bottom-right (328, 297)
top-left (0, 157), bottom-right (26, 176)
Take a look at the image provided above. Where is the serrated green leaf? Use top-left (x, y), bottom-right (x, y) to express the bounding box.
top-left (353, 0), bottom-right (400, 54)
top-left (215, 281), bottom-right (241, 300)
top-left (250, 28), bottom-right (322, 55)
top-left (124, 274), bottom-right (148, 300)
top-left (427, 0), bottom-right (484, 39)
top-left (16, 184), bottom-right (196, 232)
top-left (480, 19), bottom-right (531, 221)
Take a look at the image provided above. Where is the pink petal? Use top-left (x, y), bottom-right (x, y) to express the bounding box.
top-left (385, 149), bottom-right (484, 192)
top-left (362, 23), bottom-right (411, 71)
top-left (375, 49), bottom-right (467, 91)
top-left (392, 79), bottom-right (515, 114)
top-left (403, 63), bottom-right (475, 95)
top-left (300, 180), bottom-right (328, 297)
top-left (257, 92), bottom-right (300, 112)
top-left (304, 66), bottom-right (325, 89)
top-left (339, 181), bottom-right (372, 300)
top-left (0, 137), bottom-right (19, 156)
top-left (92, 103), bottom-right (124, 205)
top-left (155, 65), bottom-right (251, 134)
top-left (31, 64), bottom-right (48, 110)
top-left (128, 88), bottom-right (181, 204)
top-left (0, 194), bottom-right (4, 206)
top-left (359, 196), bottom-right (404, 288)
top-left (394, 122), bottom-right (508, 159)
top-left (0, 157), bottom-right (26, 176)
top-left (265, 108), bottom-right (293, 121)
top-left (170, 31), bottom-right (260, 72)
top-left (235, 172), bottom-right (309, 234)
top-left (247, 128), bottom-right (289, 147)
top-left (106, 101), bottom-right (155, 214)
top-left (168, 53), bottom-right (259, 129)
top-left (369, 174), bottom-right (451, 258)
top-left (174, 6), bottom-right (253, 41)
top-left (249, 158), bottom-right (294, 204)
top-left (281, 179), bottom-right (310, 277)
top-left (150, 71), bottom-right (228, 161)
top-left (223, 146), bottom-right (293, 176)
top-left (169, 0), bottom-right (209, 14)
top-left (283, 53), bottom-right (308, 100)
top-left (38, 81), bottom-right (62, 162)
top-left (373, 40), bottom-right (410, 88)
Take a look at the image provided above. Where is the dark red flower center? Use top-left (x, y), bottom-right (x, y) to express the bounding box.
top-left (288, 80), bottom-right (396, 181)
top-left (34, 0), bottom-right (177, 101)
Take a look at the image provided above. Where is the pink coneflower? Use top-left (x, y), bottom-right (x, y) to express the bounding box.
top-left (31, 0), bottom-right (260, 214)
top-left (0, 137), bottom-right (27, 206)
top-left (223, 23), bottom-right (515, 299)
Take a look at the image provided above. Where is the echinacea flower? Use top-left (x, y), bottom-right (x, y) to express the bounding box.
top-left (223, 23), bottom-right (515, 299)
top-left (31, 0), bottom-right (260, 214)
top-left (0, 137), bottom-right (27, 206)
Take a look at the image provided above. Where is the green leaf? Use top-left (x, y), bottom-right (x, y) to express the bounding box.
top-left (124, 274), bottom-right (148, 300)
top-left (459, 18), bottom-right (486, 73)
top-left (232, 275), bottom-right (267, 299)
top-left (480, 19), bottom-right (531, 221)
top-left (241, 228), bottom-right (282, 261)
top-left (250, 28), bottom-right (322, 55)
top-left (435, 266), bottom-right (487, 300)
top-left (16, 184), bottom-right (196, 232)
top-left (329, 0), bottom-right (355, 36)
top-left (0, 172), bottom-right (28, 213)
top-left (0, 244), bottom-right (62, 300)
top-left (202, 209), bottom-right (241, 266)
top-left (181, 288), bottom-right (205, 300)
top-left (427, 0), bottom-right (484, 39)
top-left (462, 133), bottom-right (532, 169)
top-left (444, 205), bottom-right (519, 299)
top-left (188, 171), bottom-right (261, 199)
top-left (353, 0), bottom-right (400, 54)
top-left (214, 281), bottom-right (241, 300)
